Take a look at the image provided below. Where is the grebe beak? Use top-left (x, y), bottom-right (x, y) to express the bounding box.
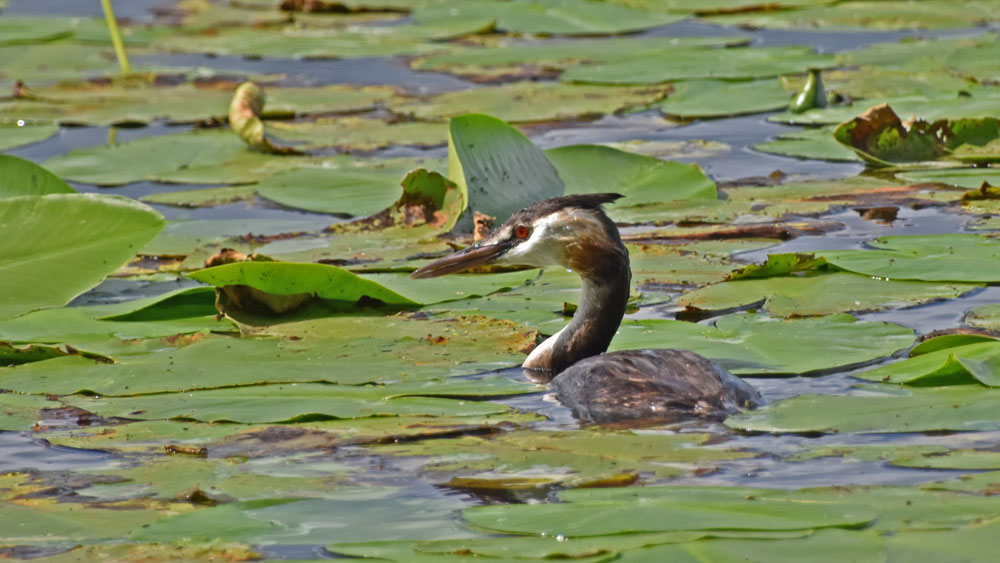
top-left (410, 241), bottom-right (509, 279)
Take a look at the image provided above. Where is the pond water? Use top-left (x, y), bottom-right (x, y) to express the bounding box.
top-left (4, 0), bottom-right (1000, 560)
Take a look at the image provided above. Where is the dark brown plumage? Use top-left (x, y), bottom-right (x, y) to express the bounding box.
top-left (411, 193), bottom-right (761, 423)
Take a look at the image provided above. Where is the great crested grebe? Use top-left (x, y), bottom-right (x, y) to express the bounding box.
top-left (411, 193), bottom-right (760, 423)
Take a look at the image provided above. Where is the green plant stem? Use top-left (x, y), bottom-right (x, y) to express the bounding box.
top-left (99, 0), bottom-right (131, 75)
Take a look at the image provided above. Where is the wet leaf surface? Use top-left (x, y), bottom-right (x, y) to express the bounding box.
top-left (0, 194), bottom-right (164, 319)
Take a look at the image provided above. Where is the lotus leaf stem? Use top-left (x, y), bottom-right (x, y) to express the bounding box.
top-left (100, 0), bottom-right (131, 75)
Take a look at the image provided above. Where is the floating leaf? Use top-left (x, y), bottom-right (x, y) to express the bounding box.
top-left (660, 79), bottom-right (791, 119)
top-left (390, 82), bottom-right (668, 123)
top-left (415, 0), bottom-right (683, 36)
top-left (726, 384), bottom-right (1000, 433)
top-left (448, 113), bottom-right (563, 230)
top-left (464, 488), bottom-right (875, 536)
top-left (547, 144), bottom-right (717, 205)
top-left (561, 46), bottom-right (834, 85)
top-left (678, 271), bottom-right (976, 317)
top-left (0, 194), bottom-right (164, 319)
top-left (895, 167), bottom-right (1000, 189)
top-left (63, 379), bottom-right (528, 423)
top-left (612, 313), bottom-right (914, 376)
top-left (755, 125), bottom-right (861, 162)
top-left (188, 261), bottom-right (419, 307)
top-left (818, 234), bottom-right (1000, 283)
top-left (0, 154), bottom-right (74, 198)
top-left (833, 104), bottom-right (1000, 166)
top-left (0, 119), bottom-right (58, 151)
top-left (854, 338), bottom-right (1000, 387)
top-left (269, 117), bottom-right (448, 151)
top-left (704, 0), bottom-right (1000, 30)
top-left (1, 315), bottom-right (537, 395)
top-left (411, 36), bottom-right (749, 80)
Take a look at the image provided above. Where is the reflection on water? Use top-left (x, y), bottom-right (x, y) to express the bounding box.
top-left (0, 432), bottom-right (112, 473)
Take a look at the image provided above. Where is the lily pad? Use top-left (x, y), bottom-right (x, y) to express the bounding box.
top-left (448, 113), bottom-right (563, 230)
top-left (377, 428), bottom-right (752, 488)
top-left (0, 194), bottom-right (164, 319)
top-left (853, 338), bottom-right (1000, 387)
top-left (726, 384), bottom-right (1000, 433)
top-left (833, 104), bottom-right (1000, 166)
top-left (659, 79), bottom-right (791, 119)
top-left (818, 234), bottom-right (1000, 283)
top-left (703, 0), bottom-right (1000, 29)
top-left (252, 166), bottom-right (407, 216)
top-left (415, 0), bottom-right (684, 36)
top-left (389, 82), bottom-right (669, 123)
top-left (677, 270), bottom-right (976, 317)
top-left (0, 154), bottom-right (74, 198)
top-left (43, 129), bottom-right (306, 186)
top-left (547, 144), bottom-right (717, 205)
top-left (5, 81), bottom-right (394, 126)
top-left (755, 125), bottom-right (861, 162)
top-left (154, 18), bottom-right (492, 59)
top-left (410, 36), bottom-right (749, 80)
top-left (895, 167), bottom-right (1000, 189)
top-left (188, 261), bottom-right (420, 307)
top-left (770, 94), bottom-right (1000, 126)
top-left (0, 119), bottom-right (58, 151)
top-left (561, 46), bottom-right (834, 85)
top-left (612, 313), bottom-right (914, 376)
top-left (270, 117), bottom-right (448, 151)
top-left (62, 379), bottom-right (527, 423)
top-left (464, 488), bottom-right (875, 536)
top-left (0, 315), bottom-right (537, 395)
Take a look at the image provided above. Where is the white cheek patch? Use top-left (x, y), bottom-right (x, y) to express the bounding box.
top-left (500, 214), bottom-right (567, 268)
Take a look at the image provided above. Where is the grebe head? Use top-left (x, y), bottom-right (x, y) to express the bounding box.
top-left (410, 193), bottom-right (627, 279)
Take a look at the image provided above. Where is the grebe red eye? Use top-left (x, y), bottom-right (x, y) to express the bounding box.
top-left (514, 225), bottom-right (531, 239)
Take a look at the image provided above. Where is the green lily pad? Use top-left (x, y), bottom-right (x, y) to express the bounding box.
top-left (770, 94), bottom-right (1000, 126)
top-left (561, 46), bottom-right (834, 85)
top-left (43, 129), bottom-right (299, 186)
top-left (0, 154), bottom-right (74, 198)
top-left (270, 117), bottom-right (448, 151)
top-left (703, 0), bottom-right (1000, 29)
top-left (129, 499), bottom-right (296, 543)
top-left (726, 384), bottom-right (1000, 433)
top-left (389, 81), bottom-right (669, 123)
top-left (786, 444), bottom-right (949, 463)
top-left (853, 338), bottom-right (1000, 387)
top-left (818, 234), bottom-right (1000, 283)
top-left (885, 518), bottom-right (1000, 563)
top-left (0, 392), bottom-right (57, 431)
top-left (755, 125), bottom-right (861, 162)
top-left (0, 194), bottom-right (164, 319)
top-left (415, 0), bottom-right (683, 36)
top-left (920, 470), bottom-right (1000, 494)
top-left (188, 261), bottom-right (419, 307)
top-left (659, 79), bottom-right (791, 119)
top-left (5, 82), bottom-right (394, 126)
top-left (0, 119), bottom-right (58, 151)
top-left (0, 499), bottom-right (177, 545)
top-left (410, 35), bottom-right (749, 80)
top-left (547, 144), bottom-right (717, 205)
top-left (154, 17), bottom-right (492, 59)
top-left (966, 303), bottom-right (1000, 331)
top-left (678, 270), bottom-right (976, 318)
top-left (377, 428), bottom-right (752, 488)
top-left (891, 449), bottom-right (1000, 470)
top-left (252, 166), bottom-right (407, 216)
top-left (0, 315), bottom-right (537, 395)
top-left (62, 378), bottom-right (528, 423)
top-left (612, 313), bottom-right (914, 376)
top-left (448, 113), bottom-right (563, 230)
top-left (837, 34), bottom-right (1000, 69)
top-left (833, 104), bottom-right (1000, 166)
top-left (895, 167), bottom-right (1000, 189)
top-left (464, 488), bottom-right (875, 536)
